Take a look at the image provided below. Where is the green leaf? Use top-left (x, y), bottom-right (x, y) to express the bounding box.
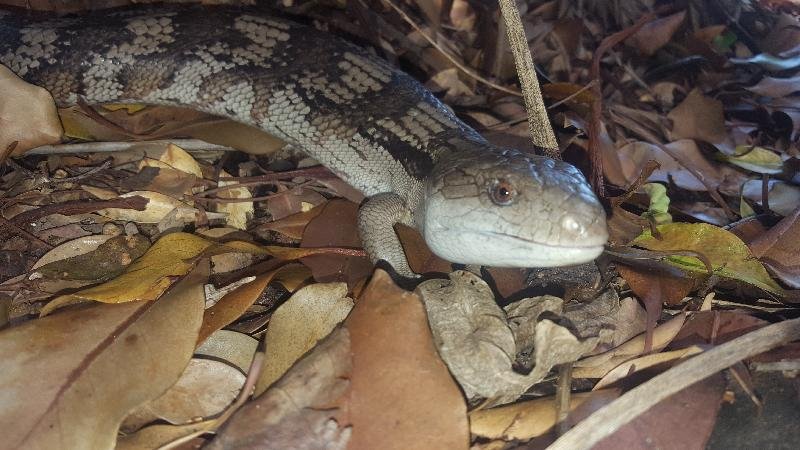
top-left (641, 183), bottom-right (672, 225)
top-left (633, 223), bottom-right (784, 296)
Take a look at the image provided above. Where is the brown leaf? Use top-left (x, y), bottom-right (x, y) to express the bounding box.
top-left (345, 270), bottom-right (469, 450)
top-left (0, 268), bottom-right (206, 449)
top-left (616, 139), bottom-right (746, 194)
top-left (256, 202), bottom-right (326, 240)
top-left (667, 89), bottom-right (732, 149)
top-left (207, 327), bottom-right (353, 450)
top-left (594, 373), bottom-right (725, 450)
top-left (616, 264), bottom-right (694, 351)
top-left (197, 263), bottom-right (311, 345)
top-left (626, 11), bottom-right (686, 55)
top-left (299, 199), bottom-right (373, 288)
top-left (122, 358), bottom-right (245, 431)
top-left (671, 310), bottom-right (769, 348)
top-left (395, 223), bottom-right (452, 274)
top-left (747, 206), bottom-right (800, 288)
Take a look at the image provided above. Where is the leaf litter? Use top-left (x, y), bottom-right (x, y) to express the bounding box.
top-left (1, 0), bottom-right (800, 449)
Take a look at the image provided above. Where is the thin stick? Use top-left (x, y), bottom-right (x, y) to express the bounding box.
top-left (548, 317), bottom-right (800, 450)
top-left (496, 0), bottom-right (559, 150)
top-left (381, 0), bottom-right (522, 97)
top-left (25, 139), bottom-right (234, 155)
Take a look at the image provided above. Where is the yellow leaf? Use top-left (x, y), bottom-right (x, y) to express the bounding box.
top-left (40, 233), bottom-right (212, 314)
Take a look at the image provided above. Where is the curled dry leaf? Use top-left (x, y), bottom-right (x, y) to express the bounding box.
top-left (721, 145), bottom-right (783, 174)
top-left (0, 65), bottom-right (63, 159)
top-left (346, 269), bottom-right (469, 450)
top-left (0, 269), bottom-right (206, 450)
top-left (122, 358), bottom-right (246, 432)
top-left (254, 282), bottom-right (353, 395)
top-left (416, 271), bottom-right (598, 406)
top-left (208, 327), bottom-right (353, 450)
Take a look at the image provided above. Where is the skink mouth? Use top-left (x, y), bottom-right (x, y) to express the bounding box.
top-left (487, 231), bottom-right (608, 250)
top-left (431, 225), bottom-right (608, 250)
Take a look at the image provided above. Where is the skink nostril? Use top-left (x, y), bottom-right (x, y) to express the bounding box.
top-left (560, 215), bottom-right (583, 235)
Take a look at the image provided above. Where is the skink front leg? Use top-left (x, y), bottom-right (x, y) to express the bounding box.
top-left (357, 192), bottom-right (416, 277)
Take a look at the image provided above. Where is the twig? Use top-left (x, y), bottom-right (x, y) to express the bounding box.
top-left (555, 363), bottom-right (573, 436)
top-left (9, 195), bottom-right (149, 227)
top-left (548, 317), bottom-right (800, 450)
top-left (497, 0), bottom-right (559, 150)
top-left (25, 139), bottom-right (234, 155)
top-left (53, 158), bottom-right (113, 183)
top-left (588, 10), bottom-right (662, 197)
top-left (381, 0), bottom-right (522, 97)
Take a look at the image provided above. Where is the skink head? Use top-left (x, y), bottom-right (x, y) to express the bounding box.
top-left (421, 147), bottom-right (608, 267)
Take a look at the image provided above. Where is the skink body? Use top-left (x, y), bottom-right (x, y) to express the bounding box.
top-left (0, 5), bottom-right (608, 275)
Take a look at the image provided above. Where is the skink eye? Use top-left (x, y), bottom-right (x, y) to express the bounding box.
top-left (489, 179), bottom-right (516, 206)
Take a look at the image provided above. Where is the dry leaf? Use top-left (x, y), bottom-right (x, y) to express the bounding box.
top-left (40, 232), bottom-right (271, 315)
top-left (31, 234), bottom-right (113, 269)
top-left (667, 89), bottom-right (731, 149)
top-left (626, 11), bottom-right (686, 55)
top-left (574, 313), bottom-right (687, 378)
top-left (138, 143), bottom-right (203, 177)
top-left (214, 170), bottom-right (254, 230)
top-left (97, 191), bottom-right (196, 223)
top-left (195, 330), bottom-right (258, 373)
top-left (197, 263), bottom-right (311, 344)
top-left (299, 199), bottom-right (373, 288)
top-left (346, 269), bottom-right (469, 450)
top-left (593, 346), bottom-right (704, 390)
top-left (0, 269), bottom-right (205, 449)
top-left (470, 390), bottom-right (620, 440)
top-left (122, 358), bottom-right (245, 431)
top-left (254, 282), bottom-right (353, 394)
top-left (208, 327), bottom-right (353, 450)
top-left (257, 203), bottom-right (326, 239)
top-left (417, 271), bottom-right (597, 406)
top-left (0, 65), bottom-right (62, 159)
top-left (116, 420), bottom-right (217, 450)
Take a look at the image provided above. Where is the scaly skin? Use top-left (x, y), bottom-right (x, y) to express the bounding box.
top-left (0, 5), bottom-right (608, 275)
